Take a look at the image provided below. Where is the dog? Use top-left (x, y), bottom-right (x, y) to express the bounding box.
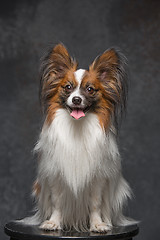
top-left (23, 44), bottom-right (135, 232)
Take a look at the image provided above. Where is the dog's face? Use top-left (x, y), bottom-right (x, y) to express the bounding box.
top-left (40, 44), bottom-right (127, 128)
top-left (59, 68), bottom-right (105, 120)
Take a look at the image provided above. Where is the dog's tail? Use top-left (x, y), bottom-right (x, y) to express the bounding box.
top-left (111, 175), bottom-right (139, 226)
top-left (102, 174), bottom-right (138, 227)
top-left (15, 178), bottom-right (52, 226)
top-left (15, 211), bottom-right (41, 226)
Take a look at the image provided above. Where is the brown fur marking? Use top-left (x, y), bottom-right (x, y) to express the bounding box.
top-left (33, 180), bottom-right (41, 197)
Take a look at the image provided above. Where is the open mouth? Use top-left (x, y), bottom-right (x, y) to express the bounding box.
top-left (67, 106), bottom-right (90, 120)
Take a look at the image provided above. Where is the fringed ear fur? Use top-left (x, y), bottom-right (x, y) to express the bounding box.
top-left (40, 44), bottom-right (77, 111)
top-left (90, 48), bottom-right (128, 128)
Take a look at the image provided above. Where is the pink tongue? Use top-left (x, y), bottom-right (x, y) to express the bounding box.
top-left (70, 109), bottom-right (85, 120)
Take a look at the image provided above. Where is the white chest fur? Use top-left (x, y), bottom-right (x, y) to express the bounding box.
top-left (35, 109), bottom-right (120, 195)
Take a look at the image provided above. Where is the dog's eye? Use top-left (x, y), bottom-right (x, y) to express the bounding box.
top-left (86, 86), bottom-right (95, 94)
top-left (65, 84), bottom-right (73, 93)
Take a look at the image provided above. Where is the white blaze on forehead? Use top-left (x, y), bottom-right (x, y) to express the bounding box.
top-left (74, 69), bottom-right (86, 86)
top-left (67, 69), bottom-right (86, 107)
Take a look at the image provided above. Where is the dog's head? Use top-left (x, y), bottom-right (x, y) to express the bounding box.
top-left (40, 44), bottom-right (127, 129)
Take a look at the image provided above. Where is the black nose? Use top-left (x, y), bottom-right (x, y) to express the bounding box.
top-left (72, 96), bottom-right (82, 105)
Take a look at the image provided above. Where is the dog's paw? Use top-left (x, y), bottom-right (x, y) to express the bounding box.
top-left (90, 222), bottom-right (112, 233)
top-left (39, 220), bottom-right (61, 231)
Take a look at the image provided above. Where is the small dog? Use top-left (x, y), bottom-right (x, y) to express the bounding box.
top-left (24, 44), bottom-right (135, 232)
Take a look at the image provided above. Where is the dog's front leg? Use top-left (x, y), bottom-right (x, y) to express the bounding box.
top-left (40, 209), bottom-right (61, 231)
top-left (89, 178), bottom-right (112, 232)
top-left (40, 182), bottom-right (62, 231)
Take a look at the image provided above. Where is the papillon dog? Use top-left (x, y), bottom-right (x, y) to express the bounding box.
top-left (22, 44), bottom-right (135, 232)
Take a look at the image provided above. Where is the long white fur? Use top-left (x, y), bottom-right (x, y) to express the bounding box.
top-left (19, 69), bottom-right (135, 231)
top-left (30, 108), bottom-right (133, 231)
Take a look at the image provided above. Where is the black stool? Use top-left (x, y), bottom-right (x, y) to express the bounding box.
top-left (4, 221), bottom-right (139, 240)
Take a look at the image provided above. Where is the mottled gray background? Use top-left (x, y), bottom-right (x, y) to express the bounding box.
top-left (0, 0), bottom-right (160, 240)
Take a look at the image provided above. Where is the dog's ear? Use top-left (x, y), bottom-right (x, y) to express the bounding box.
top-left (90, 48), bottom-right (128, 126)
top-left (40, 44), bottom-right (77, 110)
top-left (41, 43), bottom-right (76, 82)
top-left (90, 48), bottom-right (126, 84)
top-left (47, 44), bottom-right (76, 77)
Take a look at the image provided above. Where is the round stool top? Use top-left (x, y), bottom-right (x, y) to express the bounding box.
top-left (4, 221), bottom-right (139, 240)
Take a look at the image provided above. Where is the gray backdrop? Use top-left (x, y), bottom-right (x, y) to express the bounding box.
top-left (0, 1), bottom-right (160, 240)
